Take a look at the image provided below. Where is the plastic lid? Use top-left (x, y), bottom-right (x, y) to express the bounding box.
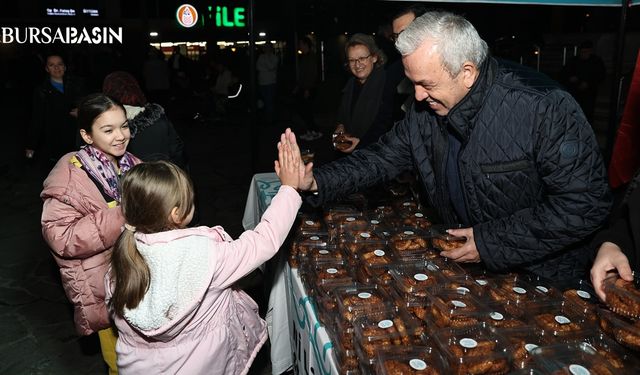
top-left (490, 312), bottom-right (504, 321)
top-left (568, 364), bottom-right (590, 375)
top-left (577, 290), bottom-right (591, 299)
top-left (459, 338), bottom-right (477, 349)
top-left (409, 359), bottom-right (427, 370)
top-left (414, 273), bottom-right (428, 281)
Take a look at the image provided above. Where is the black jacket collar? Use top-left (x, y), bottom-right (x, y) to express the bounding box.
top-left (445, 57), bottom-right (498, 142)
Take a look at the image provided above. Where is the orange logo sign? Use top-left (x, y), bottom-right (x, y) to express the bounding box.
top-left (176, 4), bottom-right (198, 28)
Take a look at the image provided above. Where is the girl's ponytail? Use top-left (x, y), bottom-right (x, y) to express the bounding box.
top-left (109, 228), bottom-right (150, 317)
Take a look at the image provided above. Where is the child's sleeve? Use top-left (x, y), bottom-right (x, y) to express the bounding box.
top-left (210, 185), bottom-right (301, 289)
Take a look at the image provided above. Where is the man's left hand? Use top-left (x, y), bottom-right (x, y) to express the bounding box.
top-left (440, 227), bottom-right (481, 263)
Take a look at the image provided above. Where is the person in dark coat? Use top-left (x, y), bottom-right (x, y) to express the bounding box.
top-left (334, 33), bottom-right (393, 153)
top-left (282, 11), bottom-right (611, 283)
top-left (26, 54), bottom-right (85, 172)
top-left (560, 41), bottom-right (606, 123)
top-left (102, 71), bottom-right (187, 170)
top-left (591, 170), bottom-right (640, 301)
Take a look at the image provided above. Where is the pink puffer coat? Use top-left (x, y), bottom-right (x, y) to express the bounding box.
top-left (41, 152), bottom-right (140, 335)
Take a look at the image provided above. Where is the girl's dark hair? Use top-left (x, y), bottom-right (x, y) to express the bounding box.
top-left (77, 93), bottom-right (125, 133)
top-left (110, 161), bottom-right (195, 317)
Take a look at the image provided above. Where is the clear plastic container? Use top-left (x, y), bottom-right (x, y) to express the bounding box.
top-left (425, 287), bottom-right (489, 328)
top-left (392, 198), bottom-right (421, 215)
top-left (375, 346), bottom-right (446, 375)
top-left (433, 325), bottom-right (511, 375)
top-left (335, 214), bottom-right (369, 235)
top-left (330, 328), bottom-right (360, 374)
top-left (335, 285), bottom-right (394, 325)
top-left (297, 212), bottom-right (326, 234)
top-left (431, 234), bottom-right (467, 253)
top-left (528, 299), bottom-right (596, 343)
top-left (439, 274), bottom-right (497, 300)
top-left (389, 265), bottom-right (449, 297)
top-left (562, 279), bottom-right (599, 316)
top-left (481, 303), bottom-right (528, 330)
top-left (425, 258), bottom-right (467, 279)
top-left (306, 244), bottom-right (345, 264)
top-left (597, 307), bottom-right (640, 352)
top-left (323, 204), bottom-right (362, 225)
top-left (353, 307), bottom-right (426, 367)
top-left (400, 211), bottom-right (433, 231)
top-left (389, 230), bottom-right (430, 260)
top-left (581, 330), bottom-right (640, 371)
top-left (492, 326), bottom-right (548, 370)
top-left (602, 273), bottom-right (640, 320)
top-left (486, 274), bottom-right (547, 307)
top-left (356, 245), bottom-right (396, 286)
top-left (530, 342), bottom-right (618, 375)
top-left (523, 274), bottom-right (564, 302)
top-left (289, 232), bottom-right (330, 268)
top-left (388, 286), bottom-right (430, 323)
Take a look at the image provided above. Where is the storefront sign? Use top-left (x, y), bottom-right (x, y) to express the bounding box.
top-left (176, 4), bottom-right (198, 28)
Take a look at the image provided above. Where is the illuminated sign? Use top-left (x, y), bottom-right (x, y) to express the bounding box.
top-left (176, 4), bottom-right (198, 28)
top-left (207, 4), bottom-right (245, 28)
top-left (46, 8), bottom-right (75, 16)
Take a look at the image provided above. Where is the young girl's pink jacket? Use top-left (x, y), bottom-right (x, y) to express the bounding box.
top-left (41, 152), bottom-right (141, 335)
top-left (106, 185), bottom-right (301, 375)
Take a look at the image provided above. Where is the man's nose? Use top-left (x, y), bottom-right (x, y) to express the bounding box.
top-left (415, 86), bottom-right (428, 101)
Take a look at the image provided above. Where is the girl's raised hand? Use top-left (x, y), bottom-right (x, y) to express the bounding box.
top-left (274, 136), bottom-right (300, 189)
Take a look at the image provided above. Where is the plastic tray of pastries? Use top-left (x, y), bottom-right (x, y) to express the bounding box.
top-left (523, 274), bottom-right (564, 302)
top-left (356, 245), bottom-right (396, 286)
top-left (389, 265), bottom-right (449, 297)
top-left (342, 230), bottom-right (388, 259)
top-left (481, 302), bottom-right (528, 330)
top-left (562, 279), bottom-right (600, 316)
top-left (438, 273), bottom-right (497, 300)
top-left (602, 273), bottom-right (640, 320)
top-left (392, 198), bottom-right (422, 215)
top-left (529, 342), bottom-right (618, 375)
top-left (353, 307), bottom-right (426, 367)
top-left (425, 258), bottom-right (467, 280)
top-left (389, 230), bottom-right (430, 258)
top-left (580, 329), bottom-right (640, 372)
top-left (306, 244), bottom-right (345, 264)
top-left (334, 284), bottom-right (394, 325)
top-left (433, 324), bottom-right (511, 375)
top-left (492, 326), bottom-right (549, 370)
top-left (486, 274), bottom-right (550, 307)
top-left (289, 232), bottom-right (330, 268)
top-left (597, 307), bottom-right (640, 352)
top-left (375, 346), bottom-right (446, 375)
top-left (400, 211), bottom-right (433, 231)
top-left (424, 286), bottom-right (489, 329)
top-left (528, 299), bottom-right (596, 343)
top-left (297, 212), bottom-right (326, 234)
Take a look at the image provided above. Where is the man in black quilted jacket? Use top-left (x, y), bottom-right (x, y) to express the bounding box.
top-left (285, 11), bottom-right (612, 283)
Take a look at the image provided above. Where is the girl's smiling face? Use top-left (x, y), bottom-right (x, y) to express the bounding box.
top-left (80, 106), bottom-right (130, 163)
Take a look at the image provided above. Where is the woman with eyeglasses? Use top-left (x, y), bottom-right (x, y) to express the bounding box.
top-left (333, 33), bottom-right (394, 153)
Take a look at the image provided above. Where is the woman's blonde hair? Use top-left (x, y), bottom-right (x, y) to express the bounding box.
top-left (110, 161), bottom-right (195, 317)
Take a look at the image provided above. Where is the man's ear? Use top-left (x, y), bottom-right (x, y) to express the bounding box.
top-left (79, 129), bottom-right (93, 145)
top-left (461, 61), bottom-right (479, 89)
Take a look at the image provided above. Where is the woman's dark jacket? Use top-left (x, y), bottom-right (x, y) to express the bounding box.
top-left (311, 57), bottom-right (612, 281)
top-left (127, 103), bottom-right (187, 169)
top-left (592, 171), bottom-right (640, 271)
top-left (28, 76), bottom-right (85, 161)
top-left (337, 66), bottom-right (394, 148)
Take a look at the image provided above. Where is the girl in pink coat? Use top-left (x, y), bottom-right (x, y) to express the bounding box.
top-left (41, 93), bottom-right (141, 373)
top-left (106, 136), bottom-right (302, 374)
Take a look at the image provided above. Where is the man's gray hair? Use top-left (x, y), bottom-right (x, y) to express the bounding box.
top-left (395, 11), bottom-right (488, 77)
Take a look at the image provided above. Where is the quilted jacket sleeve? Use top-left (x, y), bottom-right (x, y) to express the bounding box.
top-left (474, 91), bottom-right (612, 271)
top-left (311, 113), bottom-right (416, 205)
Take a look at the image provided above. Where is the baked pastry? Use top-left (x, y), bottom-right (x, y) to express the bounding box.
top-left (391, 232), bottom-right (428, 253)
top-left (533, 313), bottom-right (582, 335)
top-left (606, 278), bottom-right (640, 319)
top-left (403, 212), bottom-right (432, 230)
top-left (563, 289), bottom-right (596, 314)
top-left (432, 236), bottom-right (466, 252)
top-left (382, 359), bottom-right (441, 375)
top-left (484, 310), bottom-right (526, 329)
top-left (615, 319), bottom-right (640, 350)
top-left (447, 339), bottom-right (509, 375)
top-left (430, 296), bottom-right (479, 328)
